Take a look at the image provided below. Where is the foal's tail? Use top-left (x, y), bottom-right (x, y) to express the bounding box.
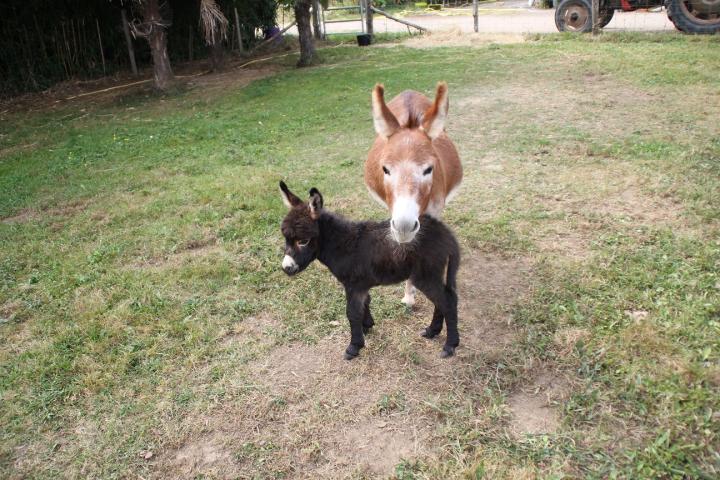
top-left (446, 245), bottom-right (460, 293)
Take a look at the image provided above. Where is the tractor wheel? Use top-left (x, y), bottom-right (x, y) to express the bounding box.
top-left (599, 8), bottom-right (615, 27)
top-left (555, 0), bottom-right (593, 32)
top-left (666, 0), bottom-right (720, 33)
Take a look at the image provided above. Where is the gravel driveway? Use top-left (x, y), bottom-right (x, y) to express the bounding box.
top-left (291, 2), bottom-right (675, 35)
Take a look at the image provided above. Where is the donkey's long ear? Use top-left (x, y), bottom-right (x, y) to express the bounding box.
top-left (422, 82), bottom-right (449, 140)
top-left (279, 181), bottom-right (302, 209)
top-left (308, 188), bottom-right (323, 219)
top-left (372, 84), bottom-right (400, 138)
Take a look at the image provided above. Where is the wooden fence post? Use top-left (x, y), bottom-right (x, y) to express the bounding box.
top-left (473, 0), bottom-right (478, 33)
top-left (592, 0), bottom-right (599, 34)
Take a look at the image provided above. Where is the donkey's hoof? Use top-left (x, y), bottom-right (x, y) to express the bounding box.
top-left (344, 344), bottom-right (363, 360)
top-left (362, 325), bottom-right (373, 334)
top-left (440, 346), bottom-right (455, 358)
top-left (421, 328), bottom-right (439, 339)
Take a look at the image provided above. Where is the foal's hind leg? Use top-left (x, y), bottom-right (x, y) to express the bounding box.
top-left (401, 280), bottom-right (416, 307)
top-left (420, 307), bottom-right (444, 339)
top-left (362, 294), bottom-right (374, 334)
top-left (413, 277), bottom-right (459, 358)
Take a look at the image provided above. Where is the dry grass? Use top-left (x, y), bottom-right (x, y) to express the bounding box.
top-left (2, 34), bottom-right (719, 479)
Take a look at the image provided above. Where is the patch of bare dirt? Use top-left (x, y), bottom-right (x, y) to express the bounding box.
top-left (182, 64), bottom-right (284, 103)
top-left (592, 185), bottom-right (685, 225)
top-left (507, 369), bottom-right (568, 436)
top-left (221, 311), bottom-right (282, 348)
top-left (454, 253), bottom-right (531, 356)
top-left (0, 58), bottom-right (283, 121)
top-left (553, 327), bottom-right (590, 359)
top-left (1, 199), bottom-right (92, 225)
top-left (383, 29), bottom-right (526, 49)
top-left (0, 299), bottom-right (23, 322)
top-left (454, 80), bottom-right (659, 140)
top-left (172, 434), bottom-right (234, 478)
top-left (534, 224), bottom-right (594, 261)
top-left (155, 251), bottom-right (533, 479)
top-left (129, 236), bottom-right (222, 271)
top-left (1, 210), bottom-right (36, 224)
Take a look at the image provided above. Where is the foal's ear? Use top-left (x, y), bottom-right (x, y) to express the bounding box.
top-left (308, 188), bottom-right (323, 219)
top-left (372, 84), bottom-right (400, 138)
top-left (422, 82), bottom-right (449, 140)
top-left (279, 181), bottom-right (302, 209)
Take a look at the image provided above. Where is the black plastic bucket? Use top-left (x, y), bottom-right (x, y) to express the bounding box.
top-left (356, 34), bottom-right (372, 47)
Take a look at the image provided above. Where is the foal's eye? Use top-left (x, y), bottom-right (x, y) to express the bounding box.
top-left (297, 239), bottom-right (310, 247)
top-left (423, 166), bottom-right (433, 175)
top-left (382, 166), bottom-right (390, 175)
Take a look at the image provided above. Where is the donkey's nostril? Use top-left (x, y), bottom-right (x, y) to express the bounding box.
top-left (412, 220), bottom-right (420, 232)
top-left (391, 219), bottom-right (397, 230)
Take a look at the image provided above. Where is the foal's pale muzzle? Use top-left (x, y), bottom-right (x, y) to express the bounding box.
top-left (282, 254), bottom-right (299, 275)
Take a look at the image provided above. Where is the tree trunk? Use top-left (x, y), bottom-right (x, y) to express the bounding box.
top-left (121, 9), bottom-right (138, 76)
top-left (294, 0), bottom-right (315, 67)
top-left (364, 0), bottom-right (373, 36)
top-left (234, 7), bottom-right (244, 53)
top-left (142, 0), bottom-right (174, 90)
top-left (311, 0), bottom-right (322, 40)
top-left (209, 39), bottom-right (224, 71)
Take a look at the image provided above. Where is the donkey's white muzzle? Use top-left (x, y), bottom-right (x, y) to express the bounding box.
top-left (390, 218), bottom-right (420, 243)
top-left (391, 196), bottom-right (420, 243)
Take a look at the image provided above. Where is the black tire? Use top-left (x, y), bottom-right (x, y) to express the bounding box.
top-left (666, 0), bottom-right (720, 33)
top-left (599, 8), bottom-right (615, 27)
top-left (555, 0), bottom-right (593, 32)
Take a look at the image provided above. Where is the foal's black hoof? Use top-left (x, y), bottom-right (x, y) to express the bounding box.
top-left (440, 346), bottom-right (455, 358)
top-left (421, 328), bottom-right (439, 339)
top-left (344, 344), bottom-right (363, 360)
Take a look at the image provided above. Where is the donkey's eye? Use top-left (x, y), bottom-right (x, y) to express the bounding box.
top-left (423, 166), bottom-right (433, 175)
top-left (382, 166), bottom-right (390, 175)
top-left (297, 239), bottom-right (310, 247)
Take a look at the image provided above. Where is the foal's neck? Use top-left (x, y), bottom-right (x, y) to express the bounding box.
top-left (317, 212), bottom-right (356, 262)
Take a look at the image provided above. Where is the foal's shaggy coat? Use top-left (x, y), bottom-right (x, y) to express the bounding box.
top-left (279, 181), bottom-right (460, 359)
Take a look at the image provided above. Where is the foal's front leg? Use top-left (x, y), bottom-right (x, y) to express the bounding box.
top-left (344, 289), bottom-right (368, 360)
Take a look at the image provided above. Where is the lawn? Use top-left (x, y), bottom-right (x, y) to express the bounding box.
top-left (1, 33), bottom-right (719, 479)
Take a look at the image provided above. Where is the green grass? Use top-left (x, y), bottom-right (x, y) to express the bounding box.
top-left (1, 34), bottom-right (719, 478)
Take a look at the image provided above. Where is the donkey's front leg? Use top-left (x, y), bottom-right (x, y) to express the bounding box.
top-left (344, 289), bottom-right (368, 360)
top-left (401, 280), bottom-right (416, 307)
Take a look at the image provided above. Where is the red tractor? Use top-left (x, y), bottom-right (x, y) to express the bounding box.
top-left (555, 0), bottom-right (720, 33)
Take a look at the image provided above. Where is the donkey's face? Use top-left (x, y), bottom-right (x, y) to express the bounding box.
top-left (371, 83), bottom-right (449, 243)
top-left (380, 129), bottom-right (437, 243)
top-left (279, 181), bottom-right (323, 276)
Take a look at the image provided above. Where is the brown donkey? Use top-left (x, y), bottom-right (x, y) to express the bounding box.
top-left (364, 82), bottom-right (463, 306)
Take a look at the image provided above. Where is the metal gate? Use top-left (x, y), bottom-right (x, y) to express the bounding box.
top-left (321, 2), bottom-right (368, 35)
